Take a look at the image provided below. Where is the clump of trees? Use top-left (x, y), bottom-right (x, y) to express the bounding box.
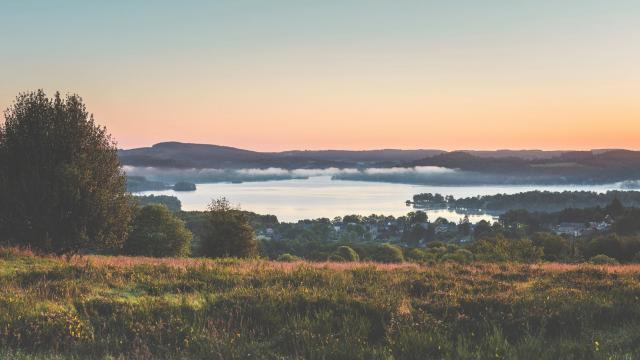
top-left (200, 198), bottom-right (258, 258)
top-left (0, 90), bottom-right (132, 254)
top-left (123, 204), bottom-right (192, 257)
top-left (133, 195), bottom-right (182, 212)
top-left (413, 190), bottom-right (640, 213)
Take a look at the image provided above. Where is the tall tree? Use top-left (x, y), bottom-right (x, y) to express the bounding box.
top-left (201, 197), bottom-right (257, 258)
top-left (0, 90), bottom-right (132, 253)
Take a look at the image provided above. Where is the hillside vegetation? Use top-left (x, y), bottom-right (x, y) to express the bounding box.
top-left (1, 248), bottom-right (640, 359)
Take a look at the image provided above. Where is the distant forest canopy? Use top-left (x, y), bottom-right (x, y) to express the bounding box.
top-left (410, 150), bottom-right (640, 185)
top-left (119, 142), bottom-right (640, 186)
top-left (411, 191), bottom-right (640, 213)
top-left (126, 175), bottom-right (196, 192)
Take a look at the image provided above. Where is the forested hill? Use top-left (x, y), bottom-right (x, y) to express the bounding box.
top-left (119, 143), bottom-right (640, 185)
top-left (411, 150), bottom-right (640, 184)
top-left (118, 142), bottom-right (443, 169)
top-left (118, 142), bottom-right (606, 169)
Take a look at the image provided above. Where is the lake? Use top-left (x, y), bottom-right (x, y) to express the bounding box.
top-left (135, 176), bottom-right (624, 223)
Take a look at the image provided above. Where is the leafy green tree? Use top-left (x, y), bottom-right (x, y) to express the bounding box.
top-left (458, 215), bottom-right (471, 236)
top-left (123, 204), bottom-right (192, 257)
top-left (511, 239), bottom-right (544, 263)
top-left (531, 232), bottom-right (571, 261)
top-left (605, 198), bottom-right (624, 217)
top-left (201, 198), bottom-right (258, 258)
top-left (613, 210), bottom-right (640, 235)
top-left (583, 235), bottom-right (625, 261)
top-left (407, 211), bottom-right (428, 225)
top-left (0, 90), bottom-right (132, 254)
top-left (473, 220), bottom-right (493, 239)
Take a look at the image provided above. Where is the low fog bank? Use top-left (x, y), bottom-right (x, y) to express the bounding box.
top-left (124, 165), bottom-right (639, 187)
top-left (123, 166), bottom-right (455, 185)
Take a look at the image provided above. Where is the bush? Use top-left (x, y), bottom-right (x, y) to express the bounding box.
top-left (371, 244), bottom-right (404, 263)
top-left (427, 246), bottom-right (447, 257)
top-left (442, 249), bottom-right (474, 264)
top-left (334, 246), bottom-right (359, 262)
top-left (426, 241), bottom-right (446, 249)
top-left (201, 198), bottom-right (258, 258)
top-left (589, 254), bottom-right (619, 265)
top-left (276, 253), bottom-right (300, 262)
top-left (469, 235), bottom-right (542, 263)
top-left (123, 204), bottom-right (192, 257)
top-left (404, 248), bottom-right (429, 263)
top-left (327, 254), bottom-right (346, 262)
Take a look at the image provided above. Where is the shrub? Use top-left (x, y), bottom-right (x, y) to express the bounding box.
top-left (442, 249), bottom-right (474, 264)
top-left (405, 248), bottom-right (429, 263)
top-left (276, 253), bottom-right (300, 262)
top-left (371, 244), bottom-right (404, 263)
top-left (334, 246), bottom-right (359, 262)
top-left (427, 246), bottom-right (447, 257)
top-left (469, 235), bottom-right (542, 263)
top-left (327, 254), bottom-right (346, 262)
top-left (201, 198), bottom-right (258, 258)
top-left (589, 254), bottom-right (619, 265)
top-left (426, 241), bottom-right (446, 249)
top-left (123, 204), bottom-right (192, 257)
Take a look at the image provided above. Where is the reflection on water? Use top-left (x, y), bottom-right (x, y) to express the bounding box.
top-left (135, 176), bottom-right (623, 223)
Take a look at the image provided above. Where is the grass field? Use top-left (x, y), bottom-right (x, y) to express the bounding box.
top-left (1, 247), bottom-right (640, 359)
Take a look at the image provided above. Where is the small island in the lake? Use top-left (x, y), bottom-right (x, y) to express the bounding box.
top-left (173, 181), bottom-right (197, 191)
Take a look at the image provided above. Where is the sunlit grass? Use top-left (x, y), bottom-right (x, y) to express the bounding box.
top-left (1, 246), bottom-right (640, 359)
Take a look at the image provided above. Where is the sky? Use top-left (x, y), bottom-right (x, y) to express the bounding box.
top-left (1, 0), bottom-right (639, 151)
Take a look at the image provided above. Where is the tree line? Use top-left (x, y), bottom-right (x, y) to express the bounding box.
top-left (412, 190), bottom-right (640, 212)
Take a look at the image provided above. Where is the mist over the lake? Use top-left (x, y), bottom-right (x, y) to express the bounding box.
top-left (124, 165), bottom-right (640, 186)
top-left (123, 165), bottom-right (462, 185)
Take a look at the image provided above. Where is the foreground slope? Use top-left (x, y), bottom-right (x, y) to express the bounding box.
top-left (1, 248), bottom-right (640, 359)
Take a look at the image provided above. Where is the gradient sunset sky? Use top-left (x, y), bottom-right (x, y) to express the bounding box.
top-left (2, 0), bottom-right (639, 151)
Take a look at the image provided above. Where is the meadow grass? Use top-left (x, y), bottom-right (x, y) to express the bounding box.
top-left (1, 247), bottom-right (640, 359)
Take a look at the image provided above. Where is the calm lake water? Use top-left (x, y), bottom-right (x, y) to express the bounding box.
top-left (136, 176), bottom-right (624, 223)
